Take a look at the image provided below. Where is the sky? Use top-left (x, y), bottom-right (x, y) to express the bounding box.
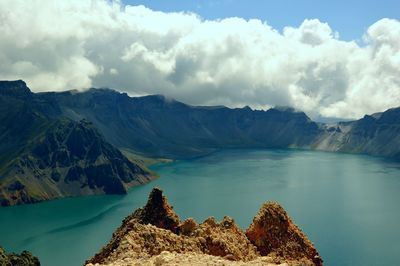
top-left (125, 0), bottom-right (400, 41)
top-left (0, 0), bottom-right (399, 120)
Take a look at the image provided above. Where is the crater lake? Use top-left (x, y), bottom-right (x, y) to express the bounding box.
top-left (0, 149), bottom-right (399, 266)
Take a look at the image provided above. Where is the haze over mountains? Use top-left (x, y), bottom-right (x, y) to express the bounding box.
top-left (1, 80), bottom-right (400, 205)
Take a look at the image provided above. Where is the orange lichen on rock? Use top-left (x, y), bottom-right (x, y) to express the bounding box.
top-left (246, 202), bottom-right (323, 265)
top-left (86, 188), bottom-right (323, 266)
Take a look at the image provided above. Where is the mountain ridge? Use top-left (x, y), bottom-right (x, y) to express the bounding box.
top-left (3, 79), bottom-right (400, 160)
top-left (41, 85), bottom-right (321, 158)
top-left (1, 80), bottom-right (400, 205)
top-left (0, 81), bottom-right (156, 206)
top-left (33, 81), bottom-right (400, 160)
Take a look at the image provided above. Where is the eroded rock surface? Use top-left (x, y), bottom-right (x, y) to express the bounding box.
top-left (0, 246), bottom-right (40, 266)
top-left (246, 202), bottom-right (322, 265)
top-left (131, 188), bottom-right (180, 233)
top-left (86, 188), bottom-right (322, 266)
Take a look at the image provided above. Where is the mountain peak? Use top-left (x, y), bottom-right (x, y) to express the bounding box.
top-left (139, 94), bottom-right (176, 103)
top-left (246, 201), bottom-right (322, 265)
top-left (0, 80), bottom-right (31, 98)
top-left (272, 106), bottom-right (298, 113)
top-left (132, 188), bottom-right (180, 233)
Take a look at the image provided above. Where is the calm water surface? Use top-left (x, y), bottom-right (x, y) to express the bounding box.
top-left (0, 149), bottom-right (399, 266)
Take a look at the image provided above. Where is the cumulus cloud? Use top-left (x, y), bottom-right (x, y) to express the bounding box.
top-left (0, 0), bottom-right (399, 119)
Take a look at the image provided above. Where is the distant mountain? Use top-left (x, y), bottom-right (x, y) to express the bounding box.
top-left (0, 81), bottom-right (155, 206)
top-left (40, 85), bottom-right (400, 160)
top-left (1, 80), bottom-right (400, 205)
top-left (42, 88), bottom-right (321, 158)
top-left (314, 108), bottom-right (400, 159)
top-left (3, 80), bottom-right (400, 160)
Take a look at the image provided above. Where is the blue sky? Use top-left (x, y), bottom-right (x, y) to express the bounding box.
top-left (124, 0), bottom-right (399, 41)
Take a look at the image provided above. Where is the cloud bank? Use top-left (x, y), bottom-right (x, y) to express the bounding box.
top-left (0, 0), bottom-right (399, 119)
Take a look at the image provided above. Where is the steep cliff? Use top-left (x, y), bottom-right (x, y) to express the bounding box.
top-left (42, 88), bottom-right (321, 158)
top-left (314, 108), bottom-right (400, 158)
top-left (86, 188), bottom-right (322, 266)
top-left (40, 85), bottom-right (400, 160)
top-left (0, 81), bottom-right (155, 206)
top-left (0, 118), bottom-right (155, 206)
top-left (4, 80), bottom-right (400, 161)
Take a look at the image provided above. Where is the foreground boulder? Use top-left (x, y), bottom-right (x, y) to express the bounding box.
top-left (0, 246), bottom-right (40, 266)
top-left (86, 188), bottom-right (322, 266)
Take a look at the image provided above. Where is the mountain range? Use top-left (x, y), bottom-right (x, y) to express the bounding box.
top-left (1, 79), bottom-right (400, 205)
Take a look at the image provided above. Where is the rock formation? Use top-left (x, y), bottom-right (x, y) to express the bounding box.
top-left (0, 246), bottom-right (40, 266)
top-left (0, 80), bottom-right (156, 206)
top-left (0, 118), bottom-right (155, 206)
top-left (314, 107), bottom-right (400, 158)
top-left (86, 188), bottom-right (322, 266)
top-left (246, 202), bottom-right (322, 265)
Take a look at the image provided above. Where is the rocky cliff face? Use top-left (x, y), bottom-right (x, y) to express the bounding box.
top-left (85, 188), bottom-right (322, 266)
top-left (0, 246), bottom-right (40, 266)
top-left (246, 202), bottom-right (321, 265)
top-left (43, 88), bottom-right (321, 158)
top-left (0, 81), bottom-right (155, 206)
top-left (3, 80), bottom-right (400, 161)
top-left (0, 118), bottom-right (155, 206)
top-left (41, 85), bottom-right (400, 160)
top-left (314, 108), bottom-right (400, 158)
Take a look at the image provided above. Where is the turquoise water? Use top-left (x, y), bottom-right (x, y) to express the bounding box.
top-left (1, 149), bottom-right (400, 266)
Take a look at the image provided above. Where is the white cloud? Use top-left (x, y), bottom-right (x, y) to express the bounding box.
top-left (284, 19), bottom-right (339, 46)
top-left (0, 0), bottom-right (399, 119)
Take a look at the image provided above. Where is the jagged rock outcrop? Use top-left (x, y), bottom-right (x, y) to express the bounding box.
top-left (131, 188), bottom-right (180, 233)
top-left (246, 202), bottom-right (322, 265)
top-left (86, 188), bottom-right (322, 266)
top-left (0, 246), bottom-right (40, 266)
